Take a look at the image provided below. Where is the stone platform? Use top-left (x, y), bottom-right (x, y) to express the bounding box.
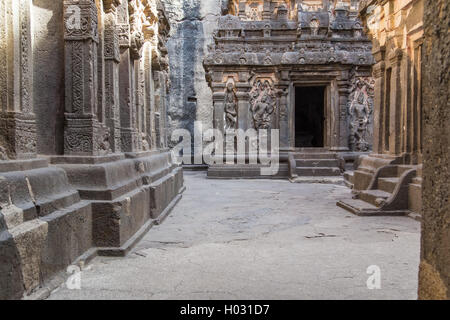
top-left (0, 152), bottom-right (184, 299)
top-left (207, 149), bottom-right (345, 183)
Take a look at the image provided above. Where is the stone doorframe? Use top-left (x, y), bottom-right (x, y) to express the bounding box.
top-left (286, 72), bottom-right (349, 152)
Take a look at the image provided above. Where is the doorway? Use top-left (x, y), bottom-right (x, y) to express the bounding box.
top-left (295, 86), bottom-right (325, 148)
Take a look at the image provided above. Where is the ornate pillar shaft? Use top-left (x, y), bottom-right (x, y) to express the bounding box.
top-left (336, 80), bottom-right (350, 151)
top-left (117, 1), bottom-right (138, 152)
top-left (143, 45), bottom-right (154, 150)
top-left (103, 0), bottom-right (122, 152)
top-left (388, 49), bottom-right (403, 155)
top-left (0, 0), bottom-right (36, 160)
top-left (212, 84), bottom-right (226, 135)
top-left (372, 60), bottom-right (385, 154)
top-left (236, 84), bottom-right (251, 132)
top-left (276, 86), bottom-right (290, 149)
top-left (63, 0), bottom-right (110, 156)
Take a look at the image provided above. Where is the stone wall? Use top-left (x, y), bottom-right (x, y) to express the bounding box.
top-left (418, 0), bottom-right (449, 300)
top-left (165, 0), bottom-right (227, 149)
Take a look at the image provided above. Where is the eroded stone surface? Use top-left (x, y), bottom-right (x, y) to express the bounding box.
top-left (419, 0), bottom-right (450, 300)
top-left (165, 0), bottom-right (225, 147)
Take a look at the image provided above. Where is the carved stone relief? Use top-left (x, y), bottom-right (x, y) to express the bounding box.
top-left (224, 82), bottom-right (238, 130)
top-left (348, 76), bottom-right (375, 151)
top-left (250, 79), bottom-right (276, 130)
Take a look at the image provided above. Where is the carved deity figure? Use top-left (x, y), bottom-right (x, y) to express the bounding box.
top-left (250, 80), bottom-right (276, 130)
top-left (348, 77), bottom-right (375, 151)
top-left (224, 82), bottom-right (238, 129)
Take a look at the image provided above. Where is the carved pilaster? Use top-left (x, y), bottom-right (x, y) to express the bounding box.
top-left (336, 80), bottom-right (350, 151)
top-left (103, 0), bottom-right (122, 152)
top-left (0, 0), bottom-right (36, 160)
top-left (276, 86), bottom-right (290, 149)
top-left (372, 61), bottom-right (385, 153)
top-left (63, 0), bottom-right (110, 156)
top-left (387, 48), bottom-right (403, 155)
top-left (117, 0), bottom-right (138, 152)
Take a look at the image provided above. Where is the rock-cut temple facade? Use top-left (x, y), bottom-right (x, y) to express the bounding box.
top-left (203, 0), bottom-right (376, 179)
top-left (0, 0), bottom-right (184, 299)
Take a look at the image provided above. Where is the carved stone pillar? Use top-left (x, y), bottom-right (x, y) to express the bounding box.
top-left (335, 80), bottom-right (350, 151)
top-left (388, 48), bottom-right (403, 155)
top-left (0, 0), bottom-right (36, 160)
top-left (143, 46), bottom-right (154, 150)
top-left (117, 1), bottom-right (139, 153)
top-left (236, 84), bottom-right (251, 131)
top-left (102, 0), bottom-right (122, 153)
top-left (372, 59), bottom-right (385, 154)
top-left (212, 84), bottom-right (226, 135)
top-left (276, 86), bottom-right (290, 149)
top-left (63, 0), bottom-right (110, 156)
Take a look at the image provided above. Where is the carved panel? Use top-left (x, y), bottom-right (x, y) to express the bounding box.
top-left (249, 79), bottom-right (276, 130)
top-left (224, 82), bottom-right (238, 130)
top-left (348, 76), bottom-right (375, 151)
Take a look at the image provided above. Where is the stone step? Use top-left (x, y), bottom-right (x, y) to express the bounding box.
top-left (344, 171), bottom-right (354, 186)
top-left (295, 167), bottom-right (341, 176)
top-left (358, 189), bottom-right (392, 207)
top-left (356, 166), bottom-right (374, 174)
top-left (337, 198), bottom-right (408, 217)
top-left (293, 153), bottom-right (336, 160)
top-left (377, 177), bottom-right (399, 193)
top-left (295, 159), bottom-right (340, 167)
top-left (337, 198), bottom-right (379, 216)
top-left (352, 169), bottom-right (374, 190)
top-left (292, 148), bottom-right (329, 153)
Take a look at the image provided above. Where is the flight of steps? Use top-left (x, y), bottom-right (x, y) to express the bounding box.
top-left (289, 148), bottom-right (344, 182)
top-left (344, 154), bottom-right (402, 190)
top-left (337, 165), bottom-right (420, 216)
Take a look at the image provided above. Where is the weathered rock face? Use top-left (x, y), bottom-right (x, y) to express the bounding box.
top-left (165, 0), bottom-right (226, 147)
top-left (419, 0), bottom-right (449, 300)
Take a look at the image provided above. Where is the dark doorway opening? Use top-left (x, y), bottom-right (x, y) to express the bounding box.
top-left (295, 86), bottom-right (325, 148)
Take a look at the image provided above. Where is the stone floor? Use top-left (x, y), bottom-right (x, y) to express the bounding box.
top-left (48, 171), bottom-right (421, 300)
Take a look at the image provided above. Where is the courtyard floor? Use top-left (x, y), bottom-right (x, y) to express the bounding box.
top-left (48, 171), bottom-right (421, 300)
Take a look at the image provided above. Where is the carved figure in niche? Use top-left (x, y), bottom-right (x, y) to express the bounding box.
top-left (348, 77), bottom-right (375, 151)
top-left (310, 19), bottom-right (319, 36)
top-left (250, 80), bottom-right (276, 129)
top-left (246, 1), bottom-right (263, 21)
top-left (224, 82), bottom-right (238, 129)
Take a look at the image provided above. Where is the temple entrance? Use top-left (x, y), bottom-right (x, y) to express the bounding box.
top-left (295, 86), bottom-right (325, 148)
